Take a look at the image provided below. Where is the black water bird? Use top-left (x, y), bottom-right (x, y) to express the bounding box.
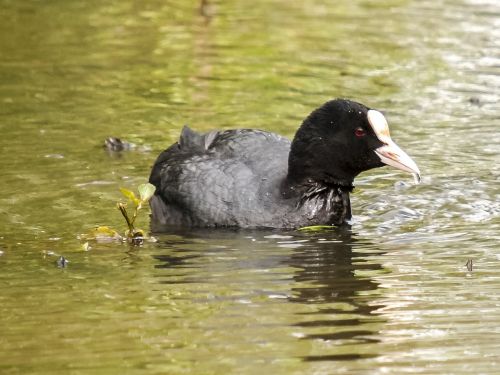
top-left (149, 99), bottom-right (420, 229)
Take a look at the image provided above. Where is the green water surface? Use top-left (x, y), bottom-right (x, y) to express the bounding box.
top-left (0, 0), bottom-right (499, 374)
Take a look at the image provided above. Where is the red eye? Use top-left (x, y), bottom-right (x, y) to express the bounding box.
top-left (355, 127), bottom-right (366, 137)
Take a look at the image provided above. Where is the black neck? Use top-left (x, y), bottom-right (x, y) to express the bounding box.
top-left (281, 177), bottom-right (353, 226)
top-left (282, 177), bottom-right (352, 200)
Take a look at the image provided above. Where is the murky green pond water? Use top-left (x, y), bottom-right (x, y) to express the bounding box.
top-left (1, 0), bottom-right (499, 373)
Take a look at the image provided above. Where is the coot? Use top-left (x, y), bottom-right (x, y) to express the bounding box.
top-left (149, 99), bottom-right (420, 229)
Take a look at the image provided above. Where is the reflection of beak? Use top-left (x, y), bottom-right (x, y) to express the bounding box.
top-left (375, 140), bottom-right (421, 181)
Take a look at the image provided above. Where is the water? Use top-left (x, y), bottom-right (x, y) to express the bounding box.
top-left (0, 0), bottom-right (499, 373)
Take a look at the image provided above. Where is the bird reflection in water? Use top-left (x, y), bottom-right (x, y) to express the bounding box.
top-left (287, 228), bottom-right (387, 362)
top-left (152, 227), bottom-right (387, 362)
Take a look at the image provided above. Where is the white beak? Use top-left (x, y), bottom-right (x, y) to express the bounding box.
top-left (367, 109), bottom-right (421, 182)
top-left (375, 140), bottom-right (421, 181)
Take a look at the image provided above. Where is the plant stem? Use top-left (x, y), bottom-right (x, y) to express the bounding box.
top-left (118, 204), bottom-right (134, 233)
top-left (130, 206), bottom-right (139, 227)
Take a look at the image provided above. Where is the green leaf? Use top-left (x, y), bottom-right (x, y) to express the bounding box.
top-left (120, 187), bottom-right (140, 206)
top-left (298, 225), bottom-right (334, 232)
top-left (138, 183), bottom-right (156, 203)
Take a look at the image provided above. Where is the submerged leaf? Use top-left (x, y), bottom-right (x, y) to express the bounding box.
top-left (138, 183), bottom-right (156, 203)
top-left (82, 242), bottom-right (91, 251)
top-left (120, 187), bottom-right (140, 206)
top-left (298, 225), bottom-right (335, 232)
top-left (85, 226), bottom-right (123, 242)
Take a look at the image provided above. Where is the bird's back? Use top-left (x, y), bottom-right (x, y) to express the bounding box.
top-left (149, 127), bottom-right (292, 228)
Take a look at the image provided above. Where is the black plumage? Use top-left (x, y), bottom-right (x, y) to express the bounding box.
top-left (149, 99), bottom-right (420, 229)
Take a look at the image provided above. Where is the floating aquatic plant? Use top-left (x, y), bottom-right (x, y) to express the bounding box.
top-left (81, 183), bottom-right (156, 246)
top-left (117, 183), bottom-right (156, 244)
